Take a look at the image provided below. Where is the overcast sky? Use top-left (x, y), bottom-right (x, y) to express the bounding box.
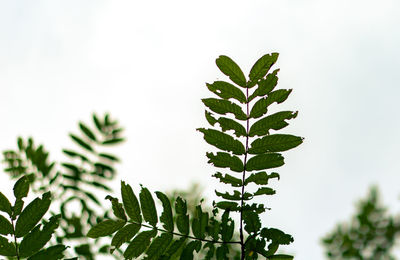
top-left (1, 0), bottom-right (400, 259)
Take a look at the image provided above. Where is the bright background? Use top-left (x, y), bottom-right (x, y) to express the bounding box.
top-left (1, 0), bottom-right (400, 259)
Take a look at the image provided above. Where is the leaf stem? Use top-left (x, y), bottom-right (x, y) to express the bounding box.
top-left (239, 87), bottom-right (250, 259)
top-left (11, 218), bottom-right (20, 260)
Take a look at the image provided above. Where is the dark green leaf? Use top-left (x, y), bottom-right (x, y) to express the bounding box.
top-left (0, 215), bottom-right (13, 235)
top-left (215, 190), bottom-right (242, 201)
top-left (260, 228), bottom-right (294, 245)
top-left (215, 201), bottom-right (240, 212)
top-left (15, 192), bottom-right (51, 238)
top-left (206, 81), bottom-right (246, 103)
top-left (215, 55), bottom-right (246, 87)
top-left (249, 69), bottom-right (279, 101)
top-left (79, 122), bottom-right (97, 142)
top-left (221, 210), bottom-right (234, 241)
top-left (93, 114), bottom-right (103, 133)
top-left (106, 195), bottom-right (127, 221)
top-left (243, 211), bottom-right (261, 234)
top-left (206, 152), bottom-right (244, 172)
top-left (249, 53), bottom-right (279, 83)
top-left (121, 181), bottom-right (142, 223)
top-left (212, 172), bottom-right (242, 187)
top-left (69, 134), bottom-right (93, 152)
top-left (266, 89), bottom-right (292, 106)
top-left (139, 186), bottom-right (158, 227)
top-left (12, 199), bottom-right (24, 219)
top-left (86, 219), bottom-right (126, 238)
top-left (175, 198), bottom-right (189, 235)
top-left (111, 223), bottom-right (141, 252)
top-left (246, 153), bottom-right (284, 171)
top-left (192, 206), bottom-right (208, 239)
top-left (19, 215), bottom-right (61, 258)
top-left (269, 255), bottom-right (294, 260)
top-left (162, 237), bottom-right (187, 258)
top-left (216, 244), bottom-right (229, 260)
top-left (198, 128), bottom-right (245, 155)
top-left (205, 111), bottom-right (217, 126)
top-left (249, 97), bottom-right (268, 119)
top-left (249, 134), bottom-right (303, 154)
top-left (180, 240), bottom-right (202, 260)
top-left (145, 232), bottom-right (173, 259)
top-left (62, 149), bottom-right (89, 162)
top-left (27, 245), bottom-right (67, 260)
top-left (202, 98), bottom-right (247, 120)
top-left (0, 236), bottom-right (16, 256)
top-left (245, 172), bottom-right (280, 185)
top-left (0, 192), bottom-right (12, 215)
top-left (249, 111), bottom-right (298, 137)
top-left (98, 153), bottom-right (120, 162)
top-left (124, 230), bottom-right (157, 259)
top-left (217, 117), bottom-right (247, 137)
top-left (13, 175), bottom-right (30, 199)
top-left (156, 191), bottom-right (174, 232)
top-left (102, 138), bottom-right (125, 145)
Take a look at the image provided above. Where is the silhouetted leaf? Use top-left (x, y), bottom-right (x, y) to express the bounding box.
top-left (87, 219), bottom-right (126, 238)
top-left (198, 128), bottom-right (245, 155)
top-left (215, 201), bottom-right (240, 212)
top-left (269, 254), bottom-right (294, 259)
top-left (124, 230), bottom-right (157, 259)
top-left (121, 181), bottom-right (142, 223)
top-left (215, 190), bottom-right (242, 201)
top-left (249, 53), bottom-right (279, 83)
top-left (249, 111), bottom-right (298, 137)
top-left (206, 81), bottom-right (246, 103)
top-left (221, 210), bottom-right (234, 241)
top-left (249, 134), bottom-right (303, 154)
top-left (0, 215), bottom-right (13, 235)
top-left (145, 232), bottom-right (173, 259)
top-left (245, 172), bottom-right (280, 185)
top-left (206, 152), bottom-right (244, 172)
top-left (212, 172), bottom-right (242, 187)
top-left (216, 55), bottom-right (246, 87)
top-left (13, 175), bottom-right (30, 199)
top-left (111, 223), bottom-right (141, 252)
top-left (139, 186), bottom-right (157, 227)
top-left (246, 154), bottom-right (284, 171)
top-left (180, 240), bottom-right (202, 260)
top-left (243, 211), bottom-right (261, 234)
top-left (27, 245), bottom-right (67, 260)
top-left (0, 192), bottom-right (12, 215)
top-left (175, 197), bottom-right (189, 235)
top-left (162, 237), bottom-right (186, 258)
top-left (62, 149), bottom-right (89, 162)
top-left (15, 192), bottom-right (51, 238)
top-left (202, 98), bottom-right (247, 120)
top-left (106, 195), bottom-right (127, 221)
top-left (156, 191), bottom-right (173, 232)
top-left (253, 187), bottom-right (276, 196)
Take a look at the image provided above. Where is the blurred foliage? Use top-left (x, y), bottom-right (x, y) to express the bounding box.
top-left (2, 113), bottom-right (125, 259)
top-left (322, 187), bottom-right (400, 259)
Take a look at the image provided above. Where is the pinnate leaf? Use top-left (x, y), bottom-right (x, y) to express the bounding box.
top-left (206, 81), bottom-right (246, 103)
top-left (198, 128), bottom-right (245, 155)
top-left (139, 186), bottom-right (158, 227)
top-left (249, 53), bottom-right (279, 83)
top-left (216, 55), bottom-right (246, 87)
top-left (15, 192), bottom-right (51, 238)
top-left (87, 219), bottom-right (126, 238)
top-left (246, 153), bottom-right (284, 171)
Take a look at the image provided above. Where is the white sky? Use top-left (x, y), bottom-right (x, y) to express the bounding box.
top-left (1, 0), bottom-right (400, 259)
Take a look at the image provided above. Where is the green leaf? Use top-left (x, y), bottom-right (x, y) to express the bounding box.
top-left (62, 149), bottom-right (89, 162)
top-left (0, 192), bottom-right (12, 215)
top-left (216, 244), bottom-right (229, 260)
top-left (13, 175), bottom-right (30, 199)
top-left (245, 172), bottom-right (280, 185)
top-left (221, 210), bottom-right (234, 241)
top-left (215, 201), bottom-right (240, 212)
top-left (215, 55), bottom-right (246, 87)
top-left (198, 128), bottom-right (245, 155)
top-left (0, 215), bottom-right (13, 235)
top-left (27, 245), bottom-right (67, 260)
top-left (249, 69), bottom-right (279, 101)
top-left (253, 187), bottom-right (276, 196)
top-left (243, 211), bottom-right (261, 234)
top-left (206, 81), bottom-right (246, 103)
top-left (269, 255), bottom-right (294, 260)
top-left (144, 232), bottom-right (173, 259)
top-left (249, 53), bottom-right (279, 83)
top-left (86, 219), bottom-right (126, 238)
top-left (124, 230), bottom-right (157, 259)
top-left (205, 111), bottom-right (217, 126)
top-left (260, 228), bottom-right (294, 245)
top-left (111, 223), bottom-right (141, 252)
top-left (12, 199), bottom-right (24, 219)
top-left (206, 152), bottom-right (244, 172)
top-left (249, 134), bottom-right (303, 154)
top-left (69, 134), bottom-right (93, 152)
top-left (246, 153), bottom-right (284, 171)
top-left (155, 191), bottom-right (174, 232)
top-left (102, 138), bottom-right (125, 145)
top-left (180, 240), bottom-right (202, 260)
top-left (217, 117), bottom-right (247, 137)
top-left (98, 153), bottom-right (120, 162)
top-left (15, 192), bottom-right (51, 238)
top-left (19, 215), bottom-right (61, 258)
top-left (212, 172), bottom-right (242, 187)
top-left (266, 89), bottom-right (292, 106)
top-left (192, 206), bottom-right (208, 239)
top-left (215, 190), bottom-right (242, 201)
top-left (79, 122), bottom-right (97, 142)
top-left (249, 111), bottom-right (298, 137)
top-left (175, 198), bottom-right (189, 235)
top-left (139, 186), bottom-right (158, 227)
top-left (106, 195), bottom-right (127, 221)
top-left (202, 98), bottom-right (247, 120)
top-left (0, 236), bottom-right (16, 256)
top-left (162, 237), bottom-right (187, 258)
top-left (121, 181), bottom-right (142, 223)
top-left (93, 114), bottom-right (103, 133)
